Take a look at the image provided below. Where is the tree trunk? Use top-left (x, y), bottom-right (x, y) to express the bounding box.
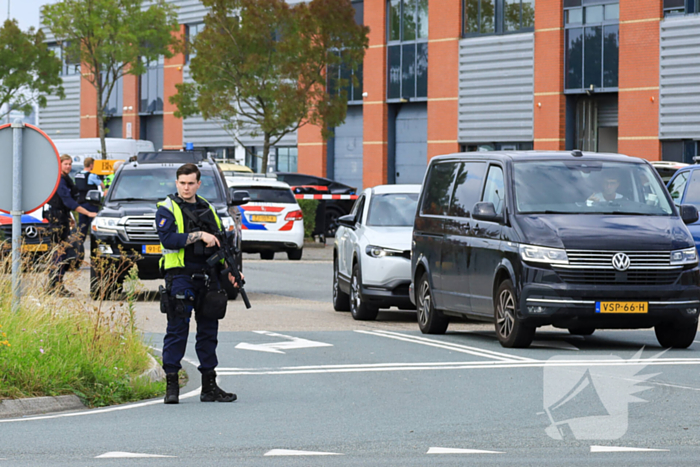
top-left (261, 133), bottom-right (271, 173)
top-left (97, 106), bottom-right (107, 160)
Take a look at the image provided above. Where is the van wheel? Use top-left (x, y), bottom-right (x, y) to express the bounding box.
top-left (333, 258), bottom-right (350, 312)
top-left (260, 251), bottom-right (274, 260)
top-left (350, 263), bottom-right (378, 320)
top-left (287, 248), bottom-right (303, 261)
top-left (416, 273), bottom-right (449, 334)
top-left (568, 327), bottom-right (595, 336)
top-left (494, 280), bottom-right (534, 348)
top-left (655, 320), bottom-right (698, 349)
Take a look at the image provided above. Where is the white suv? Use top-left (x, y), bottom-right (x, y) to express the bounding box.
top-left (333, 184), bottom-right (421, 320)
top-left (225, 175), bottom-right (305, 260)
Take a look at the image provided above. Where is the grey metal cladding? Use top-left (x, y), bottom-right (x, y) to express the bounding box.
top-left (458, 33), bottom-right (534, 143)
top-left (38, 75), bottom-right (81, 140)
top-left (660, 15), bottom-right (700, 140)
top-left (181, 66), bottom-right (297, 147)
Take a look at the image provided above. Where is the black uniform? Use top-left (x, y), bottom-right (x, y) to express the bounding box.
top-left (46, 173), bottom-right (80, 288)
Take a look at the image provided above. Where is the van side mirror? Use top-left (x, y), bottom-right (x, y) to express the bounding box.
top-left (86, 190), bottom-right (103, 205)
top-left (337, 214), bottom-right (356, 229)
top-left (229, 189), bottom-right (251, 206)
top-left (472, 202), bottom-right (504, 223)
top-left (680, 204), bottom-right (699, 224)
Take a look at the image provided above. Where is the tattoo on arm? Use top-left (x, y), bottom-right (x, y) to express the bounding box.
top-left (186, 232), bottom-right (203, 245)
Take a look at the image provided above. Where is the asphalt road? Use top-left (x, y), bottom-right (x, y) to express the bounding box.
top-left (4, 256), bottom-right (700, 466)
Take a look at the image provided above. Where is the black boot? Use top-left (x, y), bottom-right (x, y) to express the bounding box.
top-left (200, 370), bottom-right (236, 402)
top-left (164, 373), bottom-right (179, 404)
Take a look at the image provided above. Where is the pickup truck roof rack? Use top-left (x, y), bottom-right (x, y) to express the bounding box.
top-left (137, 150), bottom-right (209, 164)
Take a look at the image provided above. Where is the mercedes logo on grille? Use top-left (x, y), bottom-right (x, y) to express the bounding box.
top-left (24, 226), bottom-right (38, 239)
top-left (612, 252), bottom-right (630, 271)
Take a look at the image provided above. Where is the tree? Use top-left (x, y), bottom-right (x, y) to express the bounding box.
top-left (42, 0), bottom-right (180, 159)
top-left (171, 0), bottom-right (369, 172)
top-left (0, 19), bottom-right (64, 122)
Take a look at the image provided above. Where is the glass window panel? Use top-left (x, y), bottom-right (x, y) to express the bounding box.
top-left (156, 67), bottom-right (164, 112)
top-left (422, 162), bottom-right (459, 216)
top-left (482, 165), bottom-right (505, 214)
top-left (522, 0), bottom-right (534, 28)
top-left (388, 45), bottom-right (402, 99)
top-left (388, 0), bottom-right (401, 41)
top-left (604, 3), bottom-right (619, 20)
top-left (403, 0), bottom-right (417, 41)
top-left (401, 43), bottom-right (416, 98)
top-left (668, 171), bottom-right (688, 205)
top-left (448, 163), bottom-right (487, 218)
top-left (664, 0), bottom-right (685, 8)
top-left (681, 171), bottom-right (700, 206)
top-left (603, 24), bottom-right (619, 88)
top-left (289, 148), bottom-right (298, 172)
top-left (416, 42), bottom-right (428, 98)
top-left (417, 0), bottom-right (428, 39)
top-left (352, 0), bottom-right (364, 25)
top-left (464, 0), bottom-right (479, 34)
top-left (352, 62), bottom-right (363, 101)
top-left (566, 28), bottom-right (584, 89)
top-left (564, 0), bottom-right (582, 6)
top-left (566, 8), bottom-right (583, 24)
top-left (504, 0), bottom-right (521, 32)
top-left (481, 0), bottom-right (495, 34)
top-left (585, 5), bottom-right (603, 23)
top-left (583, 26), bottom-right (602, 89)
top-left (139, 73), bottom-right (148, 112)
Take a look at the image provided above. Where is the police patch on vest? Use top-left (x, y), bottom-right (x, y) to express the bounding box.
top-left (159, 218), bottom-right (167, 228)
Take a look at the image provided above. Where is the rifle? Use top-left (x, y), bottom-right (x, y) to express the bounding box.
top-left (206, 231), bottom-right (251, 309)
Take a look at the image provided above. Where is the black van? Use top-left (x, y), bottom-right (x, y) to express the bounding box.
top-left (410, 151), bottom-right (700, 348)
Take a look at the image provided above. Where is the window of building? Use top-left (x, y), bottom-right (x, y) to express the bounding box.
top-left (461, 142), bottom-right (534, 151)
top-left (664, 0), bottom-right (700, 16)
top-left (186, 23), bottom-right (206, 63)
top-left (276, 147), bottom-right (298, 172)
top-left (139, 57), bottom-right (164, 114)
top-left (328, 53), bottom-right (364, 103)
top-left (47, 42), bottom-right (81, 76)
top-left (662, 140), bottom-right (700, 164)
top-left (103, 76), bottom-right (123, 116)
top-left (564, 1), bottom-right (619, 92)
top-left (387, 0), bottom-right (428, 101)
top-left (463, 0), bottom-right (534, 36)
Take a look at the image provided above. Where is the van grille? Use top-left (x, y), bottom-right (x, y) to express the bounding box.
top-left (124, 217), bottom-right (158, 242)
top-left (563, 250), bottom-right (673, 270)
top-left (554, 269), bottom-right (681, 286)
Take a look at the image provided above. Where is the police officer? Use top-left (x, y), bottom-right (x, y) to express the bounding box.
top-left (47, 155), bottom-right (97, 297)
top-left (103, 160), bottom-right (123, 193)
top-left (74, 157), bottom-right (104, 240)
top-left (156, 163), bottom-right (238, 404)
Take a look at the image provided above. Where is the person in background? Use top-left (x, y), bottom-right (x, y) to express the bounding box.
top-left (46, 155), bottom-right (97, 297)
top-left (103, 160), bottom-right (124, 193)
top-left (74, 157), bottom-right (104, 241)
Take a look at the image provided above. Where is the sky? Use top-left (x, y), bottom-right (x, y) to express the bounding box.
top-left (3, 0), bottom-right (56, 31)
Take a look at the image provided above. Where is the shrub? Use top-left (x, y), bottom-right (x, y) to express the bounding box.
top-left (297, 199), bottom-right (319, 239)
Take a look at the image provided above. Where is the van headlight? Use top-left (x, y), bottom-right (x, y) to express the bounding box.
top-left (92, 217), bottom-right (120, 233)
top-left (221, 216), bottom-right (235, 232)
top-left (366, 245), bottom-right (409, 259)
top-left (519, 244), bottom-right (569, 265)
top-left (671, 248), bottom-right (698, 265)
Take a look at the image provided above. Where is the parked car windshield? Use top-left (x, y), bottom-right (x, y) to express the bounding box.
top-left (237, 187), bottom-right (296, 204)
top-left (367, 193), bottom-right (419, 226)
top-left (110, 168), bottom-right (223, 203)
top-left (513, 160), bottom-right (673, 215)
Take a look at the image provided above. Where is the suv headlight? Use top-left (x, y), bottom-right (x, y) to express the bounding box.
top-left (671, 247), bottom-right (698, 266)
top-left (92, 217), bottom-right (120, 233)
top-left (366, 245), bottom-right (409, 259)
top-left (221, 216), bottom-right (235, 232)
top-left (519, 244), bottom-right (569, 265)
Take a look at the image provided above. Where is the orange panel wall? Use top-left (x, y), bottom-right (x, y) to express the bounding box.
top-left (162, 25), bottom-right (186, 150)
top-left (79, 66), bottom-right (99, 138)
top-left (122, 72), bottom-right (140, 141)
top-left (297, 124), bottom-right (326, 177)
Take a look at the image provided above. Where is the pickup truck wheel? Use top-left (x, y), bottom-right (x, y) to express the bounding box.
top-left (494, 279), bottom-right (534, 348)
top-left (333, 258), bottom-right (350, 312)
top-left (655, 320), bottom-right (698, 349)
top-left (416, 272), bottom-right (449, 334)
top-left (350, 263), bottom-right (378, 320)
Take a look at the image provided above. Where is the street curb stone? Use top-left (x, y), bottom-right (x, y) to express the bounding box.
top-left (0, 395), bottom-right (85, 419)
top-left (137, 353), bottom-right (166, 383)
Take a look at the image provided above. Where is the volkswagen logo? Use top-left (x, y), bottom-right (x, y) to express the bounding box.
top-left (24, 226), bottom-right (38, 239)
top-left (612, 252), bottom-right (630, 271)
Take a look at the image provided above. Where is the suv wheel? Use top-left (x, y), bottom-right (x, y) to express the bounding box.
top-left (260, 251), bottom-right (274, 260)
top-left (655, 320), bottom-right (698, 348)
top-left (333, 258), bottom-right (350, 312)
top-left (287, 248), bottom-right (303, 261)
top-left (494, 280), bottom-right (534, 348)
top-left (350, 263), bottom-right (378, 320)
top-left (416, 272), bottom-right (448, 334)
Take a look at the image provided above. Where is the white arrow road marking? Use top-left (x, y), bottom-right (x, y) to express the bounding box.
top-left (95, 452), bottom-right (176, 458)
top-left (264, 449), bottom-right (342, 456)
top-left (590, 446), bottom-right (669, 453)
top-left (235, 331), bottom-right (333, 354)
top-left (427, 447), bottom-right (503, 454)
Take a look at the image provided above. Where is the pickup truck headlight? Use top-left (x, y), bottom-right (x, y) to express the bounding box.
top-left (92, 217), bottom-right (120, 233)
top-left (671, 247), bottom-right (698, 266)
top-left (366, 245), bottom-right (409, 259)
top-left (519, 244), bottom-right (569, 265)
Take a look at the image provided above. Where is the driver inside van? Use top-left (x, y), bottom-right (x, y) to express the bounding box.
top-left (588, 172), bottom-right (624, 204)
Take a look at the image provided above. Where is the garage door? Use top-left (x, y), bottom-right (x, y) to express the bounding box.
top-left (333, 106), bottom-right (363, 190)
top-left (395, 103), bottom-right (427, 184)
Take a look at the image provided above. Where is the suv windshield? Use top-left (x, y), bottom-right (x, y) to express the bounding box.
top-left (110, 168), bottom-right (223, 203)
top-left (237, 186), bottom-right (296, 203)
top-left (513, 160), bottom-right (673, 216)
top-left (367, 193), bottom-right (419, 226)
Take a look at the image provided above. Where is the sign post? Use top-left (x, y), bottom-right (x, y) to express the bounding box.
top-left (11, 119), bottom-right (23, 312)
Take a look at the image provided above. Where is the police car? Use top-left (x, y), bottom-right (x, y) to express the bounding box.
top-left (225, 174), bottom-right (304, 260)
top-left (0, 213), bottom-right (52, 257)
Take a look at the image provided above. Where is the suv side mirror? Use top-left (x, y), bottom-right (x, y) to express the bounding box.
top-left (337, 214), bottom-right (356, 229)
top-left (680, 204), bottom-right (699, 224)
top-left (229, 189), bottom-right (251, 206)
top-left (472, 202), bottom-right (504, 223)
top-left (86, 190), bottom-right (103, 205)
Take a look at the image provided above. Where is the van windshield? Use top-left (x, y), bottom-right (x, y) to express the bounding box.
top-left (513, 160), bottom-right (673, 216)
top-left (109, 168), bottom-right (222, 203)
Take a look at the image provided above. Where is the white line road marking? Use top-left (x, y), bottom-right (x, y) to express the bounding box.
top-left (356, 330), bottom-right (537, 362)
top-left (427, 447), bottom-right (503, 454)
top-left (264, 449), bottom-right (342, 456)
top-left (95, 452), bottom-right (176, 458)
top-left (235, 331), bottom-right (333, 354)
top-left (590, 446), bottom-right (669, 453)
